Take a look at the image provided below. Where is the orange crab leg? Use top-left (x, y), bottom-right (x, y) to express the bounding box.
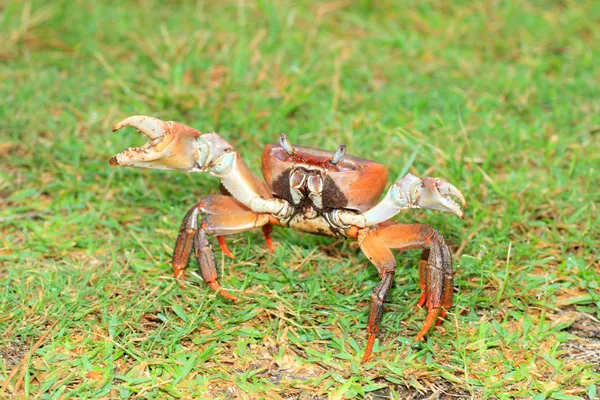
top-left (173, 206), bottom-right (200, 282)
top-left (262, 224), bottom-right (275, 252)
top-left (375, 223), bottom-right (453, 340)
top-left (217, 236), bottom-right (235, 259)
top-left (416, 249), bottom-right (429, 308)
top-left (357, 230), bottom-right (397, 362)
top-left (172, 195), bottom-right (269, 300)
top-left (195, 224), bottom-right (238, 301)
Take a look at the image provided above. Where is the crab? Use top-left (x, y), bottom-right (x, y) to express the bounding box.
top-left (110, 115), bottom-right (466, 362)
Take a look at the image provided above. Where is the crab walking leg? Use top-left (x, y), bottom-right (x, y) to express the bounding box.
top-left (357, 230), bottom-right (397, 362)
top-left (216, 211), bottom-right (275, 255)
top-left (194, 227), bottom-right (237, 301)
top-left (172, 205), bottom-right (201, 280)
top-left (262, 224), bottom-right (275, 252)
top-left (416, 249), bottom-right (430, 308)
top-left (172, 195), bottom-right (270, 298)
top-left (217, 236), bottom-right (235, 259)
top-left (172, 204), bottom-right (225, 280)
top-left (375, 223), bottom-right (453, 340)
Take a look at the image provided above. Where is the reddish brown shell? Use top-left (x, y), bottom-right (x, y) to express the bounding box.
top-left (261, 143), bottom-right (388, 212)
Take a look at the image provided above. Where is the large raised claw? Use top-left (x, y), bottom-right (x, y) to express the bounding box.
top-left (110, 115), bottom-right (272, 210)
top-left (110, 115), bottom-right (202, 171)
top-left (392, 174), bottom-right (466, 218)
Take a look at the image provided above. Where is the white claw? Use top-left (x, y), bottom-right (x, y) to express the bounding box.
top-left (419, 177), bottom-right (465, 218)
top-left (113, 115), bottom-right (169, 141)
top-left (364, 174), bottom-right (466, 225)
top-left (436, 180), bottom-right (467, 207)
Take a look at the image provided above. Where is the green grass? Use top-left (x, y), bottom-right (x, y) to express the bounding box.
top-left (1, 0), bottom-right (599, 398)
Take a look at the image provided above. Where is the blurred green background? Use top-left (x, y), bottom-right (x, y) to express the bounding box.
top-left (1, 0), bottom-right (599, 398)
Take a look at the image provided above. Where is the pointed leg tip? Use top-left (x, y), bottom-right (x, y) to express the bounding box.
top-left (412, 332), bottom-right (425, 343)
top-left (222, 247), bottom-right (235, 259)
top-left (174, 269), bottom-right (186, 288)
top-left (175, 277), bottom-right (185, 289)
top-left (413, 308), bottom-right (440, 342)
top-left (361, 334), bottom-right (376, 363)
top-left (217, 236), bottom-right (236, 259)
top-left (208, 282), bottom-right (238, 302)
top-left (220, 291), bottom-right (238, 302)
top-left (264, 236), bottom-right (275, 253)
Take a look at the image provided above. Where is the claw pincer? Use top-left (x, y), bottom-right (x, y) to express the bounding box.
top-left (110, 115), bottom-right (466, 362)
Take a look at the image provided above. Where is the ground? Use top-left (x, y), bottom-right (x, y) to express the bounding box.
top-left (1, 0), bottom-right (599, 399)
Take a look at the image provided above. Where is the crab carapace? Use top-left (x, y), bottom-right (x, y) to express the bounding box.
top-left (110, 115), bottom-right (466, 362)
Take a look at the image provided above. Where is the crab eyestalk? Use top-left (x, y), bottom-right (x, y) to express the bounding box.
top-left (110, 115), bottom-right (201, 171)
top-left (280, 133), bottom-right (295, 155)
top-left (330, 144), bottom-right (346, 165)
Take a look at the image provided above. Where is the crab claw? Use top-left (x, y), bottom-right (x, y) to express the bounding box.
top-left (391, 173), bottom-right (467, 218)
top-left (110, 115), bottom-right (202, 171)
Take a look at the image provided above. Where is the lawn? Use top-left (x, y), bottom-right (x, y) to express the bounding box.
top-left (1, 0), bottom-right (599, 398)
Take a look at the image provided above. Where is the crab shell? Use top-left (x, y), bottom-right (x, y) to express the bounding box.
top-left (261, 144), bottom-right (389, 212)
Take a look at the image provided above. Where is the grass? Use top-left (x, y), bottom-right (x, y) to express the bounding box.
top-left (1, 0), bottom-right (599, 398)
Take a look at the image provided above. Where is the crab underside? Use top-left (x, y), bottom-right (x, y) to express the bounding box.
top-left (110, 115), bottom-right (466, 362)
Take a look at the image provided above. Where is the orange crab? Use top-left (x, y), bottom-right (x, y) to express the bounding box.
top-left (110, 116), bottom-right (466, 361)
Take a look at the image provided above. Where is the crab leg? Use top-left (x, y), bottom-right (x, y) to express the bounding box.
top-left (194, 226), bottom-right (239, 301)
top-left (357, 230), bottom-right (397, 362)
top-left (416, 249), bottom-right (429, 309)
top-left (262, 224), bottom-right (275, 252)
top-left (172, 195), bottom-right (270, 300)
top-left (375, 223), bottom-right (453, 340)
top-left (172, 205), bottom-right (201, 280)
top-left (217, 236), bottom-right (235, 259)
